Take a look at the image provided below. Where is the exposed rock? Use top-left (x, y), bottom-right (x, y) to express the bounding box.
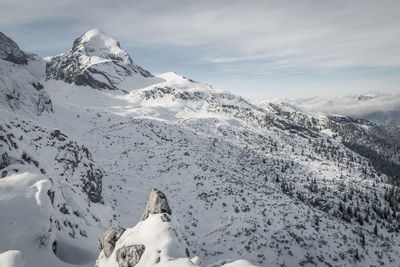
top-left (55, 140), bottom-right (103, 203)
top-left (141, 188), bottom-right (172, 221)
top-left (0, 152), bottom-right (9, 169)
top-left (160, 213), bottom-right (170, 222)
top-left (115, 245), bottom-right (145, 267)
top-left (83, 167), bottom-right (103, 203)
top-left (0, 32), bottom-right (28, 65)
top-left (59, 204), bottom-right (69, 214)
top-left (98, 228), bottom-right (126, 258)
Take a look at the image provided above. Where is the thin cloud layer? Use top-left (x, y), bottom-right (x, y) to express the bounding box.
top-left (288, 92), bottom-right (400, 119)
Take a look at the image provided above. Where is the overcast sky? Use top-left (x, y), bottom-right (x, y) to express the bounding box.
top-left (1, 0), bottom-right (399, 99)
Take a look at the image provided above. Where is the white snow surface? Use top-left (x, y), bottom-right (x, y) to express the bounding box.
top-left (0, 250), bottom-right (26, 267)
top-left (0, 58), bottom-right (52, 116)
top-left (76, 29), bottom-right (132, 66)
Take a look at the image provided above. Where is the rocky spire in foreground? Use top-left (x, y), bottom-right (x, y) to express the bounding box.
top-left (141, 188), bottom-right (172, 221)
top-left (94, 188), bottom-right (256, 267)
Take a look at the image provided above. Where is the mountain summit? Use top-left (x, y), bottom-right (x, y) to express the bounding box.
top-left (46, 29), bottom-right (153, 92)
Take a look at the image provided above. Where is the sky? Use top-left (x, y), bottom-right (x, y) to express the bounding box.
top-left (1, 0), bottom-right (400, 99)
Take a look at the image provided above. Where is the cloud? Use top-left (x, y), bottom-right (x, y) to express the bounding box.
top-left (2, 0), bottom-right (400, 67)
top-left (288, 92), bottom-right (400, 118)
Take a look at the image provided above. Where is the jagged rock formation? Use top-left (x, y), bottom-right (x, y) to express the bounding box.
top-left (115, 245), bottom-right (146, 267)
top-left (95, 189), bottom-right (255, 267)
top-left (98, 228), bottom-right (126, 257)
top-left (141, 188), bottom-right (172, 221)
top-left (46, 29), bottom-right (153, 92)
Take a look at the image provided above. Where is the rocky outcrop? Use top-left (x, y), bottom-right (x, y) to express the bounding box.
top-left (98, 228), bottom-right (126, 258)
top-left (46, 29), bottom-right (153, 92)
top-left (115, 245), bottom-right (145, 267)
top-left (141, 188), bottom-right (172, 221)
top-left (0, 152), bottom-right (9, 170)
top-left (53, 135), bottom-right (103, 203)
top-left (94, 188), bottom-right (257, 267)
top-left (0, 32), bottom-right (28, 65)
top-left (94, 189), bottom-right (177, 267)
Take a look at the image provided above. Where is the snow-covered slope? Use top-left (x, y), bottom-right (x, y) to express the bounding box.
top-left (258, 100), bottom-right (400, 184)
top-left (0, 59), bottom-right (52, 116)
top-left (0, 32), bottom-right (52, 116)
top-left (38, 70), bottom-right (400, 266)
top-left (0, 111), bottom-right (111, 267)
top-left (1, 29), bottom-right (400, 267)
top-left (46, 29), bottom-right (161, 93)
top-left (0, 250), bottom-right (26, 267)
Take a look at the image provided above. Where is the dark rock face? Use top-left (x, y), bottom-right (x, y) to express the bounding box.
top-left (46, 29), bottom-right (152, 92)
top-left (83, 167), bottom-right (103, 203)
top-left (0, 32), bottom-right (28, 65)
top-left (54, 140), bottom-right (103, 203)
top-left (141, 188), bottom-right (172, 221)
top-left (115, 245), bottom-right (145, 267)
top-left (0, 152), bottom-right (9, 170)
top-left (160, 214), bottom-right (171, 222)
top-left (98, 228), bottom-right (126, 258)
top-left (36, 90), bottom-right (54, 114)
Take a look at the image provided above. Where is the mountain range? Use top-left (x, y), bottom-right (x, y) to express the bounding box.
top-left (0, 29), bottom-right (399, 267)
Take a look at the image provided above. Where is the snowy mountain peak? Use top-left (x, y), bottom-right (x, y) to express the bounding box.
top-left (46, 29), bottom-right (154, 92)
top-left (72, 29), bottom-right (129, 64)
